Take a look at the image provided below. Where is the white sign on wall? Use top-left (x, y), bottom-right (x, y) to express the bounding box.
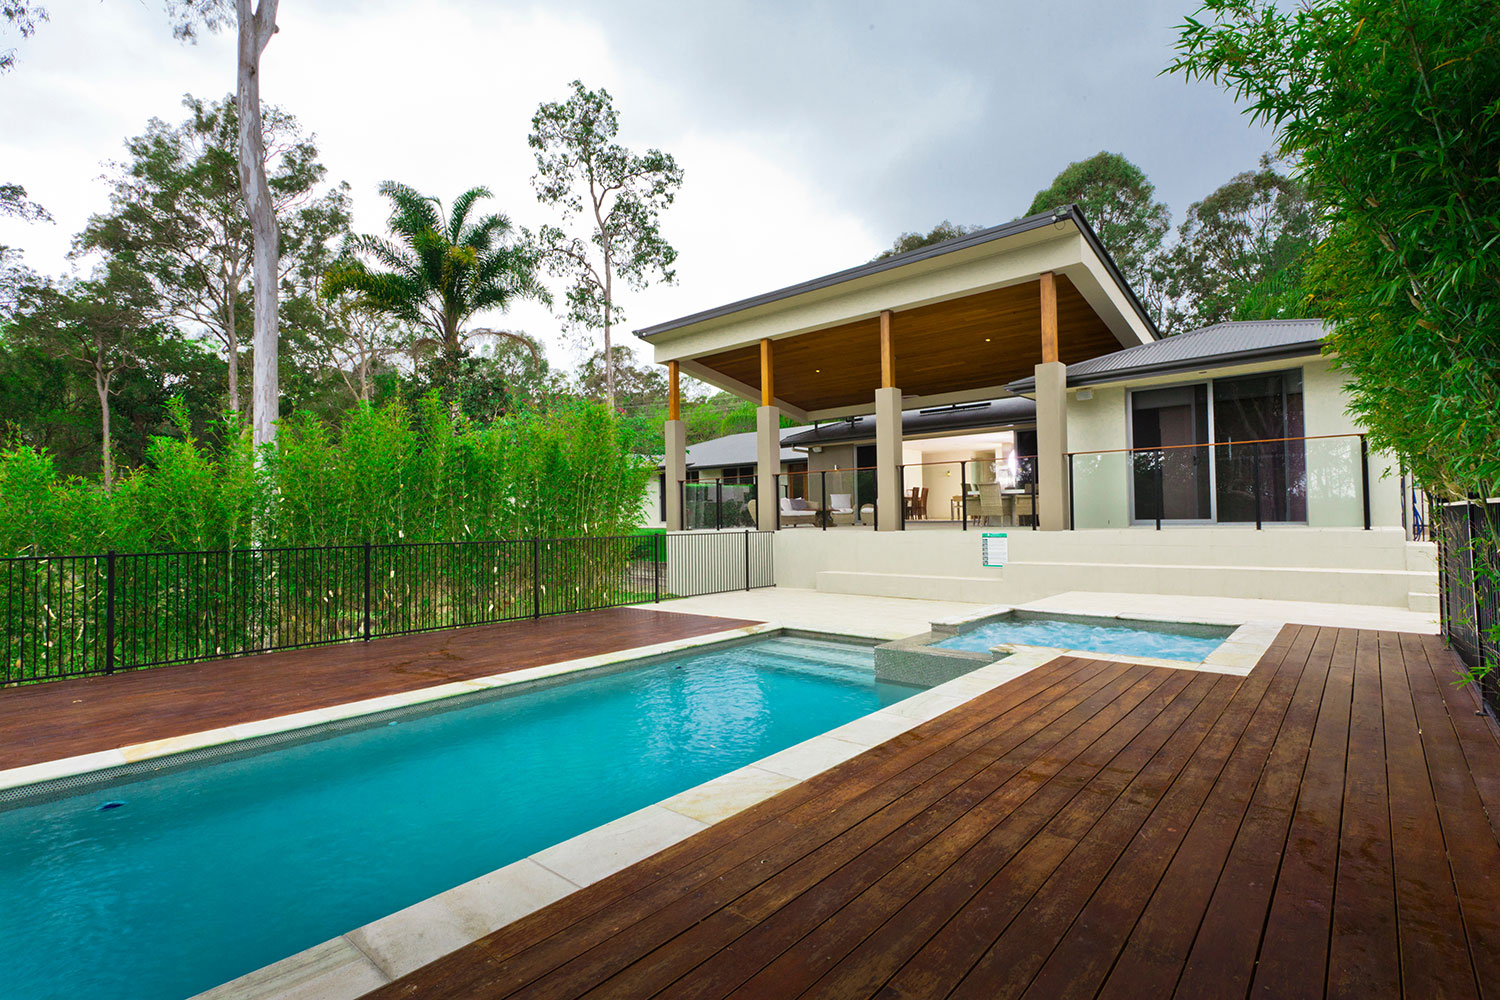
top-left (982, 531), bottom-right (1008, 568)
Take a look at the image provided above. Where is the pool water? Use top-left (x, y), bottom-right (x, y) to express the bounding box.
top-left (0, 637), bottom-right (914, 1000)
top-left (933, 616), bottom-right (1229, 661)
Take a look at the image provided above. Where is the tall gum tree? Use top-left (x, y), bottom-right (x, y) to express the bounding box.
top-left (529, 80), bottom-right (683, 409)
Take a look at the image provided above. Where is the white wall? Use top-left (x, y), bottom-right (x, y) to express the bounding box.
top-left (772, 524), bottom-right (1426, 607)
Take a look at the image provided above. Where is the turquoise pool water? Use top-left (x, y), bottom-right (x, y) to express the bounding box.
top-left (933, 616), bottom-right (1230, 661)
top-left (0, 637), bottom-right (913, 1000)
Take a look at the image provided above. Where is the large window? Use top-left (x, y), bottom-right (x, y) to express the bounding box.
top-left (1129, 369), bottom-right (1307, 524)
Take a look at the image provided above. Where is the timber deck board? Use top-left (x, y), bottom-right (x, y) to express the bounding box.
top-left (0, 606), bottom-right (759, 768)
top-left (365, 624), bottom-right (1500, 1000)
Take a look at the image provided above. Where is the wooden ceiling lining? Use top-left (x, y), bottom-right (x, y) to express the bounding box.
top-left (689, 275), bottom-right (1120, 412)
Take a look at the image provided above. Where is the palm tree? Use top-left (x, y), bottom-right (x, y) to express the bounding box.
top-left (325, 182), bottom-right (547, 391)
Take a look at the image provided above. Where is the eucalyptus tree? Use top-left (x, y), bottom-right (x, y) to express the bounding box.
top-left (81, 94), bottom-right (349, 419)
top-left (324, 182), bottom-right (546, 410)
top-left (1160, 157), bottom-right (1325, 333)
top-left (10, 267), bottom-right (169, 489)
top-left (1028, 152), bottom-right (1172, 324)
top-left (872, 221), bottom-right (983, 262)
top-left (529, 80), bottom-right (683, 408)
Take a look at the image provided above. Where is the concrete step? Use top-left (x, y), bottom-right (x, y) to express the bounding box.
top-left (1408, 591), bottom-right (1439, 613)
top-left (1406, 541), bottom-right (1439, 574)
top-left (815, 570), bottom-right (1009, 604)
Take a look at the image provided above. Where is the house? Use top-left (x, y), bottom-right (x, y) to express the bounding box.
top-left (636, 206), bottom-right (1434, 611)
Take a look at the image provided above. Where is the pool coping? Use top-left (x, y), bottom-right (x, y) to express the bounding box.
top-left (0, 622), bottom-right (782, 800)
top-left (3, 606), bottom-right (1280, 1000)
top-left (185, 635), bottom-right (1067, 1000)
top-left (928, 603), bottom-right (1282, 676)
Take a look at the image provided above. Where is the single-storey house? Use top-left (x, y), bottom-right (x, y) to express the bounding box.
top-left (636, 206), bottom-right (1434, 611)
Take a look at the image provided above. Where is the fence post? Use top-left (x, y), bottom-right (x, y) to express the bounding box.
top-left (716, 480), bottom-right (722, 532)
top-left (821, 470), bottom-right (828, 532)
top-left (1253, 446), bottom-right (1262, 530)
top-left (1360, 436), bottom-right (1371, 530)
top-left (532, 538), bottom-right (542, 620)
top-left (362, 542), bottom-right (372, 641)
top-left (961, 462), bottom-right (969, 531)
top-left (654, 532), bottom-right (662, 603)
top-left (744, 529), bottom-right (751, 591)
top-left (1066, 455), bottom-right (1074, 531)
top-left (899, 465), bottom-right (907, 530)
top-left (1155, 459), bottom-right (1164, 531)
top-left (104, 550), bottom-right (116, 675)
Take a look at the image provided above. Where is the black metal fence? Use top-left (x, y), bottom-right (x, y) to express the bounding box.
top-left (1436, 499), bottom-right (1500, 713)
top-left (0, 531), bottom-right (776, 685)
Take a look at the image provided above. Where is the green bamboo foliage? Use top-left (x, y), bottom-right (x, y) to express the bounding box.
top-left (0, 395), bottom-right (652, 557)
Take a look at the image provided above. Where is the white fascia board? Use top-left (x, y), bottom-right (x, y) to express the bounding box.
top-left (649, 229), bottom-right (1087, 364)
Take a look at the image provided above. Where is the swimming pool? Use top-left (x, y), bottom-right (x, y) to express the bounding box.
top-left (932, 613), bottom-right (1232, 661)
top-left (0, 636), bottom-right (914, 1000)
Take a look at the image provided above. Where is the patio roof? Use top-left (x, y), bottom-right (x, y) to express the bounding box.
top-left (637, 206), bottom-right (1159, 421)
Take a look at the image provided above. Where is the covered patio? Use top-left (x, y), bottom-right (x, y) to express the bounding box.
top-left (640, 206), bottom-right (1158, 533)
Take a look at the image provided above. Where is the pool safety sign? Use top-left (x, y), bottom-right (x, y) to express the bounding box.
top-left (982, 532), bottom-right (1008, 567)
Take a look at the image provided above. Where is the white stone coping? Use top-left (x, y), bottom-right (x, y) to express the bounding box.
top-left (926, 604), bottom-right (1282, 677)
top-left (0, 622), bottom-right (782, 796)
top-left (181, 634), bottom-right (1064, 1000)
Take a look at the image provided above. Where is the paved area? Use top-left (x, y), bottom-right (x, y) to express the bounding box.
top-left (652, 590), bottom-right (992, 639)
top-left (655, 587), bottom-right (1439, 637)
top-left (360, 626), bottom-right (1500, 1000)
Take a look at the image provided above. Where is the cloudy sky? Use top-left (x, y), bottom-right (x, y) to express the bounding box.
top-left (0, 0), bottom-right (1272, 370)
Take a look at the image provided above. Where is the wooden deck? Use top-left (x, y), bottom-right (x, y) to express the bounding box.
top-left (366, 625), bottom-right (1500, 1000)
top-left (0, 607), bottom-right (759, 769)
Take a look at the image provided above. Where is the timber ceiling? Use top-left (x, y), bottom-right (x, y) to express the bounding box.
top-left (691, 275), bottom-right (1119, 413)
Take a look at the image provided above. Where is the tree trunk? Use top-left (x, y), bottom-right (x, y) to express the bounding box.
top-left (602, 248), bottom-right (615, 410)
top-left (236, 0), bottom-right (280, 448)
top-left (95, 369), bottom-right (112, 492)
top-left (225, 285), bottom-right (240, 416)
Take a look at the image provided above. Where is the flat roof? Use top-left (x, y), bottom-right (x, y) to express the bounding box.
top-left (635, 205), bottom-right (1160, 342)
top-left (1005, 318), bottom-right (1328, 394)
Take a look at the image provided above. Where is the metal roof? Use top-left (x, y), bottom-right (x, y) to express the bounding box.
top-left (1005, 318), bottom-right (1328, 394)
top-left (781, 396), bottom-right (1038, 449)
top-left (634, 205), bottom-right (1160, 341)
top-left (681, 425), bottom-right (809, 470)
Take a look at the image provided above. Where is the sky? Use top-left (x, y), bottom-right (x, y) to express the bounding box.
top-left (0, 0), bottom-right (1273, 373)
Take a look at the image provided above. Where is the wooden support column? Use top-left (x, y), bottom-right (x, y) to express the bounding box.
top-left (1039, 271), bottom-right (1058, 364)
top-left (759, 338), bottom-right (774, 406)
top-left (880, 309), bottom-right (895, 388)
top-left (667, 360), bottom-right (680, 421)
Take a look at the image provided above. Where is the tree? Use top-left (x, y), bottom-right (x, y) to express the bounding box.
top-left (529, 80), bottom-right (684, 408)
top-left (10, 267), bottom-right (169, 488)
top-left (1161, 156), bottom-right (1326, 333)
top-left (0, 1), bottom-right (46, 73)
top-left (577, 345), bottom-right (668, 409)
top-left (1169, 0), bottom-right (1500, 497)
top-left (1027, 152), bottom-right (1172, 321)
top-left (324, 182), bottom-right (545, 412)
top-left (872, 221), bottom-right (984, 261)
top-left (80, 95), bottom-right (348, 419)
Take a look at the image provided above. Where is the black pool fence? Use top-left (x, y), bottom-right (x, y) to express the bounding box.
top-left (0, 531), bottom-right (775, 685)
top-left (1436, 498), bottom-right (1500, 715)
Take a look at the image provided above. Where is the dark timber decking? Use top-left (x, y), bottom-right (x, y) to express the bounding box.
top-left (366, 625), bottom-right (1500, 1000)
top-left (0, 607), bottom-right (759, 769)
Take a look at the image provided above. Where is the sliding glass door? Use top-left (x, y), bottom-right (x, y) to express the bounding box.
top-left (1130, 384), bottom-right (1212, 521)
top-left (1129, 369), bottom-right (1307, 524)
